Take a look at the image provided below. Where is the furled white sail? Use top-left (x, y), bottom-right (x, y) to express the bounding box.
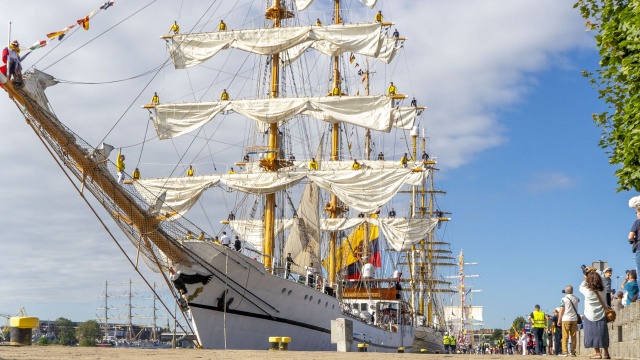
top-left (295, 0), bottom-right (377, 11)
top-left (377, 218), bottom-right (439, 251)
top-left (134, 175), bottom-right (221, 216)
top-left (228, 219), bottom-right (295, 249)
top-left (308, 168), bottom-right (425, 212)
top-left (152, 96), bottom-right (396, 140)
top-left (167, 23), bottom-right (397, 69)
top-left (320, 218), bottom-right (439, 251)
top-left (134, 168), bottom-right (427, 218)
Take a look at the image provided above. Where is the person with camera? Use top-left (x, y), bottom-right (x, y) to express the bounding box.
top-left (620, 269), bottom-right (638, 306)
top-left (557, 285), bottom-right (580, 357)
top-left (579, 267), bottom-right (610, 359)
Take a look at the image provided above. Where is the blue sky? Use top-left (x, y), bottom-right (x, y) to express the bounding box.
top-left (1, 0), bottom-right (637, 332)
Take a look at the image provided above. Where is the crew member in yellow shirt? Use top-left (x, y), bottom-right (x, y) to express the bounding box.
top-left (187, 165), bottom-right (194, 177)
top-left (308, 158), bottom-right (318, 170)
top-left (228, 167), bottom-right (236, 174)
top-left (151, 92), bottom-right (159, 105)
top-left (351, 159), bottom-right (362, 170)
top-left (169, 21), bottom-right (180, 34)
top-left (218, 20), bottom-right (227, 31)
top-left (132, 168), bottom-right (141, 180)
top-left (220, 89), bottom-right (229, 101)
top-left (374, 10), bottom-right (383, 23)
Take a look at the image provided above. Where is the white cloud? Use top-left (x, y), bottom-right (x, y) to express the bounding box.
top-left (524, 171), bottom-right (575, 192)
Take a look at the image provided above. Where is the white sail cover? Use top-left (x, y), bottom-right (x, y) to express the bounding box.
top-left (321, 217), bottom-right (438, 251)
top-left (308, 168), bottom-right (426, 212)
top-left (167, 23), bottom-right (397, 69)
top-left (134, 175), bottom-right (221, 217)
top-left (228, 219), bottom-right (295, 249)
top-left (220, 173), bottom-right (306, 194)
top-left (377, 218), bottom-right (439, 251)
top-left (444, 306), bottom-right (484, 322)
top-left (152, 96), bottom-right (397, 139)
top-left (295, 0), bottom-right (377, 11)
top-left (134, 168), bottom-right (427, 217)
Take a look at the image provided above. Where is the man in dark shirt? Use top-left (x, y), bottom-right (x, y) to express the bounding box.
top-left (285, 253), bottom-right (296, 279)
top-left (234, 236), bottom-right (242, 251)
top-left (389, 208), bottom-right (396, 218)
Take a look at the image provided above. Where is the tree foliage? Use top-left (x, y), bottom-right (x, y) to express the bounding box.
top-left (489, 328), bottom-right (504, 341)
top-left (54, 317), bottom-right (76, 346)
top-left (512, 316), bottom-right (526, 334)
top-left (76, 320), bottom-right (101, 346)
top-left (36, 336), bottom-right (50, 345)
top-left (575, 0), bottom-right (640, 191)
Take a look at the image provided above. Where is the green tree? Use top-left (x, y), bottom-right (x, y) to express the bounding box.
top-left (36, 336), bottom-right (50, 345)
top-left (512, 316), bottom-right (526, 334)
top-left (489, 328), bottom-right (504, 342)
top-left (575, 0), bottom-right (640, 191)
top-left (54, 317), bottom-right (76, 346)
top-left (75, 320), bottom-right (101, 346)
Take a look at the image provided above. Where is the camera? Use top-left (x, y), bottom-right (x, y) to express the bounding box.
top-left (581, 264), bottom-right (588, 275)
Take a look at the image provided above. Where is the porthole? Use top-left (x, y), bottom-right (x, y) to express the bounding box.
top-left (288, 290), bottom-right (292, 295)
top-left (281, 288), bottom-right (287, 294)
top-left (325, 302), bottom-right (328, 307)
top-left (318, 299), bottom-right (321, 305)
top-left (332, 304), bottom-right (335, 309)
top-left (309, 296), bottom-right (313, 301)
top-left (304, 295), bottom-right (308, 300)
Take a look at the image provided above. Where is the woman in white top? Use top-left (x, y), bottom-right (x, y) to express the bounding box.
top-left (579, 269), bottom-right (610, 359)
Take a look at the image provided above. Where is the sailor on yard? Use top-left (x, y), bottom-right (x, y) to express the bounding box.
top-left (375, 10), bottom-right (383, 23)
top-left (220, 89), bottom-right (229, 101)
top-left (218, 20), bottom-right (227, 31)
top-left (151, 92), bottom-right (159, 105)
top-left (186, 165), bottom-right (194, 176)
top-left (308, 157), bottom-right (318, 170)
top-left (116, 148), bottom-right (125, 184)
top-left (169, 21), bottom-right (180, 34)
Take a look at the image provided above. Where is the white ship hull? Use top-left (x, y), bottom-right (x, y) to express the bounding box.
top-left (413, 326), bottom-right (445, 353)
top-left (177, 241), bottom-right (413, 351)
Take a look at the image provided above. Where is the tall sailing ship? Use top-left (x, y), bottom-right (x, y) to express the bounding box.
top-left (2, 0), bottom-right (454, 352)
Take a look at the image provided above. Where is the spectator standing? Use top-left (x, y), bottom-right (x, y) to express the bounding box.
top-left (557, 285), bottom-right (580, 357)
top-left (580, 269), bottom-right (610, 359)
top-left (627, 205), bottom-right (640, 272)
top-left (551, 308), bottom-right (562, 355)
top-left (528, 304), bottom-right (546, 355)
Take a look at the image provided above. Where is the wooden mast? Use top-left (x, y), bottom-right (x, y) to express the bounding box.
top-left (0, 76), bottom-right (187, 263)
top-left (263, 0), bottom-right (293, 272)
top-left (327, 0), bottom-right (342, 286)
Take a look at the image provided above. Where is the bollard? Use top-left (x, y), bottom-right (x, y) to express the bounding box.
top-left (279, 336), bottom-right (291, 351)
top-left (358, 343), bottom-right (368, 352)
top-left (269, 337), bottom-right (281, 350)
top-left (9, 317), bottom-right (39, 346)
top-left (398, 346), bottom-right (405, 353)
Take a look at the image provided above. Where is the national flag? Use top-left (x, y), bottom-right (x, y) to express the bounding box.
top-left (332, 220), bottom-right (380, 280)
top-left (78, 16), bottom-right (90, 30)
top-left (47, 25), bottom-right (75, 41)
top-left (29, 40), bottom-right (48, 51)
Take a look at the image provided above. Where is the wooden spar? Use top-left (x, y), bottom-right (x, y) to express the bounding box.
top-left (0, 75), bottom-right (188, 263)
